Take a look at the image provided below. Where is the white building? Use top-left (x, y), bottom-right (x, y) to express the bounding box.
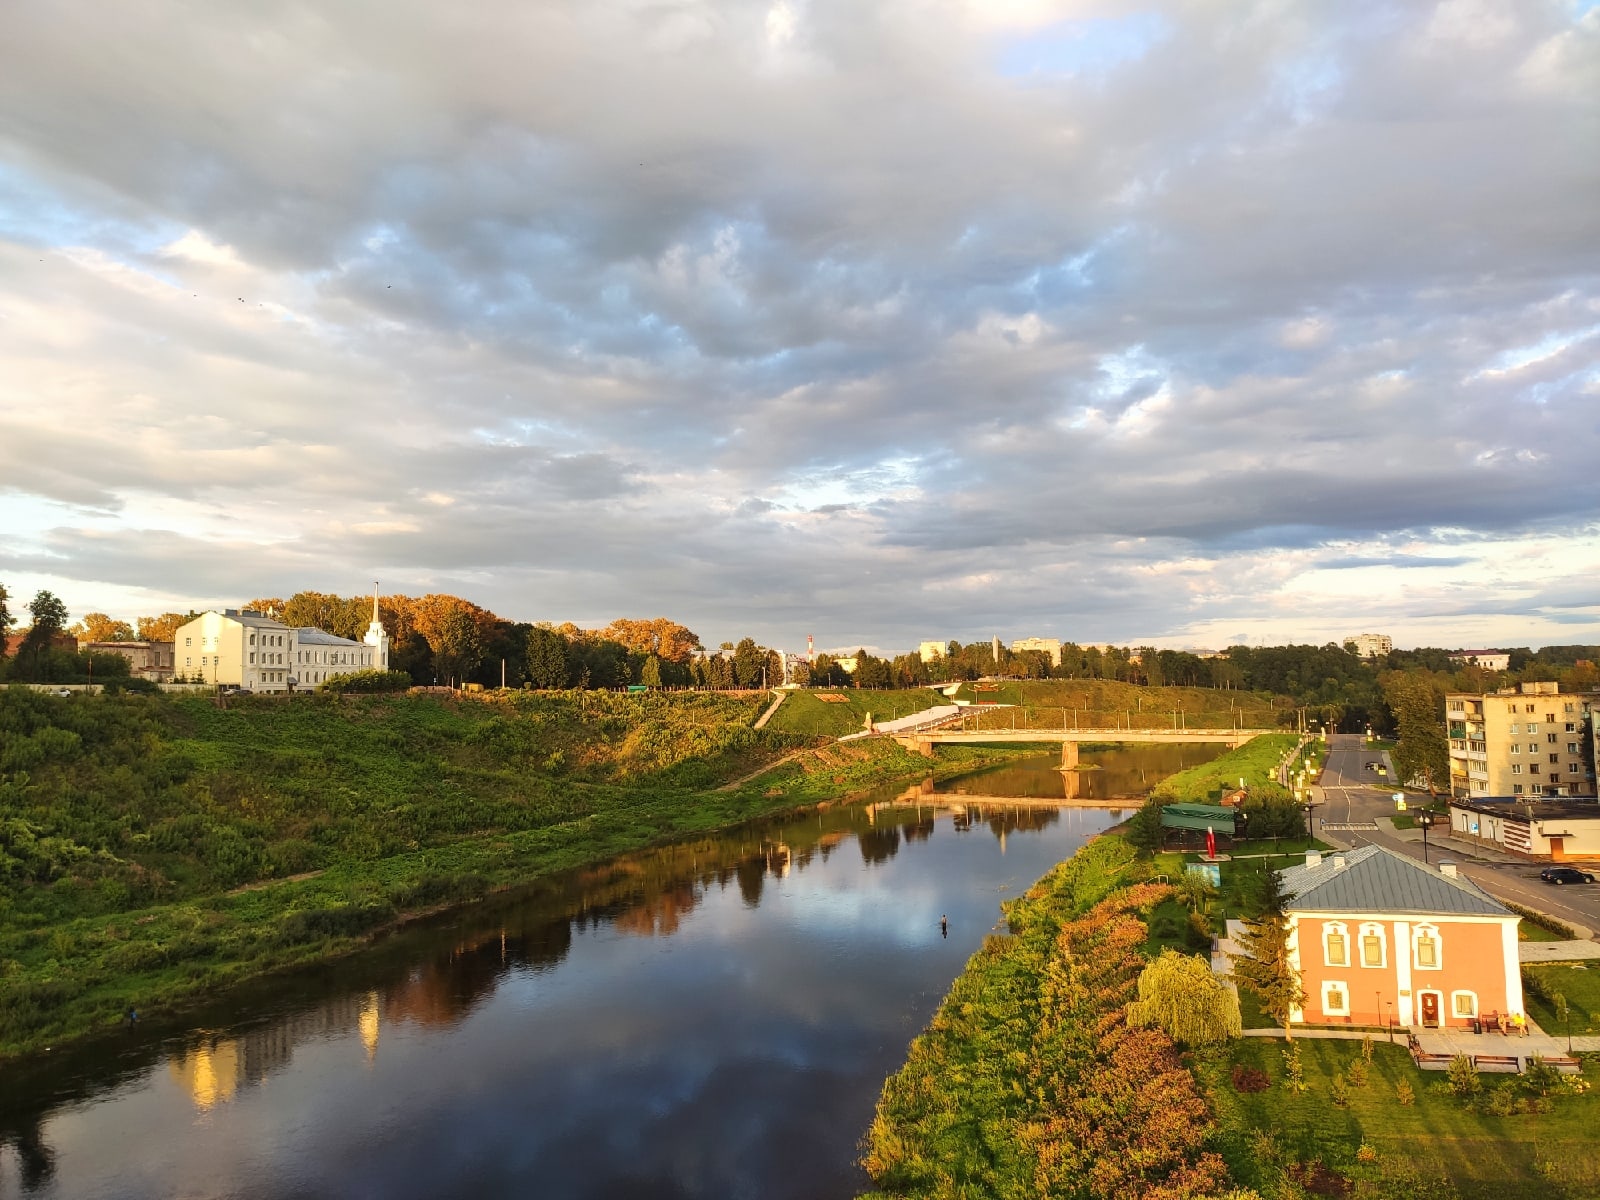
top-left (1450, 650), bottom-right (1511, 672)
top-left (1010, 637), bottom-right (1063, 667)
top-left (173, 592), bottom-right (391, 692)
top-left (1345, 633), bottom-right (1393, 659)
top-left (918, 640), bottom-right (947, 664)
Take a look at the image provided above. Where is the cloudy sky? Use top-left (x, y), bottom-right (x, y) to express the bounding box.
top-left (1, 0), bottom-right (1597, 655)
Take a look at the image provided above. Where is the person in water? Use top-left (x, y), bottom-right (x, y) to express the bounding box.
top-left (940, 915), bottom-right (948, 938)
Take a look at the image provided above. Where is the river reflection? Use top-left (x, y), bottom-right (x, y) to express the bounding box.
top-left (0, 773), bottom-right (1126, 1200)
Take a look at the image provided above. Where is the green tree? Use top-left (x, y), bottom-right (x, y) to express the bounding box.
top-left (525, 626), bottom-right (570, 689)
top-left (1127, 949), bottom-right (1241, 1046)
top-left (14, 591), bottom-right (70, 680)
top-left (433, 608), bottom-right (484, 686)
top-left (641, 654), bottom-right (663, 688)
top-left (1229, 869), bottom-right (1305, 1039)
top-left (1126, 796), bottom-right (1166, 853)
top-left (732, 638), bottom-right (764, 688)
top-left (1382, 672), bottom-right (1449, 793)
top-left (0, 582), bottom-right (12, 667)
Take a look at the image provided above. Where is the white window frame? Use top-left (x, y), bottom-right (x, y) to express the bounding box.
top-left (1412, 923), bottom-right (1442, 971)
top-left (1323, 921), bottom-right (1349, 967)
top-left (1451, 990), bottom-right (1477, 1018)
top-left (1358, 922), bottom-right (1387, 969)
top-left (1322, 980), bottom-right (1350, 1017)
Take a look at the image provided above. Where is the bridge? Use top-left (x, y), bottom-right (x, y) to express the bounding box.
top-left (891, 726), bottom-right (1277, 764)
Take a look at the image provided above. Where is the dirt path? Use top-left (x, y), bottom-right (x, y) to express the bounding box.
top-left (228, 869), bottom-right (325, 895)
top-left (716, 748), bottom-right (811, 792)
top-left (753, 689), bottom-right (787, 730)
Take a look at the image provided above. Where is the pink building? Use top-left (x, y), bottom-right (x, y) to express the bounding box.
top-left (1278, 845), bottom-right (1522, 1031)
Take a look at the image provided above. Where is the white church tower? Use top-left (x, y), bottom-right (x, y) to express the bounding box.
top-left (363, 583), bottom-right (391, 670)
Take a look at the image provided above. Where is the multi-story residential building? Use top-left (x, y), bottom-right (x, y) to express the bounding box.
top-left (917, 640), bottom-right (947, 664)
top-left (1446, 681), bottom-right (1597, 799)
top-left (77, 640), bottom-right (175, 681)
top-left (1264, 846), bottom-right (1523, 1030)
top-left (1344, 633), bottom-right (1393, 659)
top-left (1010, 637), bottom-right (1063, 667)
top-left (1450, 650), bottom-right (1511, 671)
top-left (174, 595), bottom-right (390, 692)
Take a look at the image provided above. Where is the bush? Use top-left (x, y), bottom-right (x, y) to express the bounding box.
top-left (1329, 1074), bottom-right (1350, 1107)
top-left (318, 669), bottom-right (413, 694)
top-left (1523, 1056), bottom-right (1562, 1097)
top-left (1447, 1054), bottom-right (1481, 1098)
top-left (1126, 949), bottom-right (1242, 1046)
top-left (1231, 1065), bottom-right (1270, 1093)
top-left (1346, 1059), bottom-right (1369, 1088)
top-left (275, 902), bottom-right (395, 945)
top-left (1395, 1078), bottom-right (1415, 1106)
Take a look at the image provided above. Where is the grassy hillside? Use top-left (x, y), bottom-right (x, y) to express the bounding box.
top-left (0, 687), bottom-right (1015, 1057)
top-left (1148, 733), bottom-right (1303, 802)
top-left (763, 688), bottom-right (946, 737)
top-left (947, 679), bottom-right (1280, 730)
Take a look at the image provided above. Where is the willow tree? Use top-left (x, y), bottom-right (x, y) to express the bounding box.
top-left (1128, 949), bottom-right (1241, 1046)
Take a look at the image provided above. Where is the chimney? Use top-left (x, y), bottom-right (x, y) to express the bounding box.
top-left (1304, 851), bottom-right (1323, 869)
top-left (1439, 862), bottom-right (1458, 879)
top-left (1331, 854), bottom-right (1347, 869)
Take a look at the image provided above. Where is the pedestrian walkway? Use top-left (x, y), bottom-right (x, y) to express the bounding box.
top-left (1519, 939), bottom-right (1600, 963)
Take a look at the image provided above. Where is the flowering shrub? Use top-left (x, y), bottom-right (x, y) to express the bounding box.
top-left (1231, 1065), bottom-right (1270, 1093)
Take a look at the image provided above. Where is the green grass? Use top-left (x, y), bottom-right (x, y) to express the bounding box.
top-left (1205, 1035), bottom-right (1600, 1199)
top-left (1524, 962), bottom-right (1600, 1035)
top-left (1149, 733), bottom-right (1302, 803)
top-left (0, 688), bottom-right (1026, 1059)
top-left (762, 688), bottom-right (944, 737)
top-left (944, 678), bottom-right (1280, 732)
top-left (1520, 922), bottom-right (1566, 943)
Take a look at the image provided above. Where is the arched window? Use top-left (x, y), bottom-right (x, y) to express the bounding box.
top-left (1413, 924), bottom-right (1441, 970)
top-left (1323, 922), bottom-right (1349, 967)
top-left (1359, 923), bottom-right (1386, 969)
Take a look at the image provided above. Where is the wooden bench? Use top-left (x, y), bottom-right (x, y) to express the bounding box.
top-left (1537, 1055), bottom-right (1583, 1074)
top-left (1474, 1054), bottom-right (1522, 1073)
top-left (1410, 1050), bottom-right (1456, 1069)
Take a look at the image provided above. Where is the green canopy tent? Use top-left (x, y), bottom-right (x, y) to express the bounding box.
top-left (1158, 803), bottom-right (1237, 836)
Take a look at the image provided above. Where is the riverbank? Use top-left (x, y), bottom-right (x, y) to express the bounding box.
top-left (0, 688), bottom-right (1028, 1060)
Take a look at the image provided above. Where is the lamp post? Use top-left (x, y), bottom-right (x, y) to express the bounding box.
top-left (1386, 1000), bottom-right (1395, 1042)
top-left (1417, 810), bottom-right (1434, 864)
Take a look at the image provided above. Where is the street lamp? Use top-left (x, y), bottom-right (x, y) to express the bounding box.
top-left (1416, 810), bottom-right (1434, 864)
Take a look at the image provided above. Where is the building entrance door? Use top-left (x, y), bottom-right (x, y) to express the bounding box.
top-left (1549, 837), bottom-right (1566, 861)
top-left (1420, 992), bottom-right (1441, 1028)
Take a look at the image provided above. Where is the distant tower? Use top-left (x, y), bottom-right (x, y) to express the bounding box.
top-left (363, 581), bottom-right (391, 670)
top-left (993, 634), bottom-right (1002, 665)
top-left (807, 634), bottom-right (814, 663)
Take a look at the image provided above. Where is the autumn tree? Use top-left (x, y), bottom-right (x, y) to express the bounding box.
top-left (71, 613), bottom-right (135, 643)
top-left (244, 597), bottom-right (285, 616)
top-left (280, 592), bottom-right (369, 638)
top-left (602, 618), bottom-right (700, 664)
top-left (1128, 949), bottom-right (1241, 1046)
top-left (136, 612), bottom-right (193, 641)
top-left (525, 626), bottom-right (570, 688)
top-left (1229, 869), bottom-right (1305, 1039)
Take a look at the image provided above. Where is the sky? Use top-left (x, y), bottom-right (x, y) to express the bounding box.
top-left (1, 0), bottom-right (1597, 657)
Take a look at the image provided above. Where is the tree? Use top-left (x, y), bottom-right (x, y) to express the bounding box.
top-left (433, 608), bottom-right (484, 686)
top-left (0, 582), bottom-right (12, 666)
top-left (71, 613), bottom-right (135, 643)
top-left (279, 592), bottom-right (369, 639)
top-left (525, 626), bottom-right (570, 688)
top-left (1382, 672), bottom-right (1450, 793)
top-left (602, 618), bottom-right (701, 664)
top-left (641, 655), bottom-right (663, 688)
top-left (1229, 869), bottom-right (1305, 1039)
top-left (1128, 949), bottom-right (1241, 1046)
top-left (14, 591), bottom-right (70, 679)
top-left (732, 638), bottom-right (765, 688)
top-left (136, 612), bottom-right (192, 641)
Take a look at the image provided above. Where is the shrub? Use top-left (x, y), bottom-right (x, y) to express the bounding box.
top-left (1447, 1054), bottom-right (1481, 1098)
top-left (1231, 1064), bottom-right (1270, 1093)
top-left (1523, 1056), bottom-right (1562, 1097)
top-left (318, 669), bottom-right (413, 694)
top-left (275, 902), bottom-right (395, 945)
top-left (1126, 949), bottom-right (1242, 1046)
top-left (1395, 1078), bottom-right (1415, 1106)
top-left (1357, 1142), bottom-right (1378, 1164)
top-left (1347, 1059), bottom-right (1369, 1088)
top-left (1480, 1085), bottom-right (1518, 1117)
top-left (1282, 1042), bottom-right (1306, 1092)
top-left (1329, 1074), bottom-right (1350, 1107)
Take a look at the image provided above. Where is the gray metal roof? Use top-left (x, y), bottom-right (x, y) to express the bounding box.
top-left (294, 627), bottom-right (363, 647)
top-left (1277, 844), bottom-right (1510, 917)
top-left (223, 609), bottom-right (289, 630)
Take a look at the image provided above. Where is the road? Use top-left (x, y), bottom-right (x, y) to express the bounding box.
top-left (1314, 733), bottom-right (1600, 938)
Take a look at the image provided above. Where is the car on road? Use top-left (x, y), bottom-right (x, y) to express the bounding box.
top-left (52, 688), bottom-right (72, 697)
top-left (1540, 866), bottom-right (1596, 885)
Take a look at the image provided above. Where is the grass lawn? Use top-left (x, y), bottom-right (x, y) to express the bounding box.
top-left (1520, 922), bottom-right (1567, 943)
top-left (1152, 733), bottom-right (1302, 803)
top-left (1204, 1035), bottom-right (1600, 1199)
top-left (761, 688), bottom-right (943, 737)
top-left (1525, 962), bottom-right (1600, 1035)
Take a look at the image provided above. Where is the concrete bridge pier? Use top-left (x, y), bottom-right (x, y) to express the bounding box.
top-left (1060, 741), bottom-right (1079, 770)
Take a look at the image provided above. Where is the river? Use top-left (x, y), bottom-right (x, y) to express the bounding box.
top-left (0, 745), bottom-right (1220, 1199)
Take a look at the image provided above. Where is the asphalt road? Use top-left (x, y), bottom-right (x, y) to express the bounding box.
top-left (1314, 733), bottom-right (1600, 937)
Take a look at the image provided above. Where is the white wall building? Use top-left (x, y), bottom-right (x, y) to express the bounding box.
top-left (1450, 650), bottom-right (1512, 671)
top-left (1010, 637), bottom-right (1063, 667)
top-left (174, 593), bottom-right (391, 692)
top-left (918, 640), bottom-right (947, 664)
top-left (1345, 633), bottom-right (1393, 659)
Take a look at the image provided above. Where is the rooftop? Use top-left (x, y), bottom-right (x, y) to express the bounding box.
top-left (1450, 796), bottom-right (1600, 823)
top-left (1277, 844), bottom-right (1509, 918)
top-left (295, 627), bottom-right (364, 647)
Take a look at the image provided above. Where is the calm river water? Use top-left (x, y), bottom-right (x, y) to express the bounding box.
top-left (0, 745), bottom-right (1219, 1200)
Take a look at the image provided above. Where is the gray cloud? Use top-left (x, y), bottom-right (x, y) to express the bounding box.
top-left (0, 0), bottom-right (1596, 648)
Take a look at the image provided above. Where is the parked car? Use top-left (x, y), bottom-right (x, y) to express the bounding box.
top-left (52, 688), bottom-right (72, 697)
top-left (1540, 867), bottom-right (1596, 885)
top-left (221, 687), bottom-right (252, 697)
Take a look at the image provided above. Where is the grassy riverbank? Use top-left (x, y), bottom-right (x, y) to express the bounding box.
top-left (0, 687), bottom-right (1020, 1059)
top-left (1149, 732), bottom-right (1302, 802)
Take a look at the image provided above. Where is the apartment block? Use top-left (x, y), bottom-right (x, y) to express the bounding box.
top-left (1009, 637), bottom-right (1063, 667)
top-left (1345, 633), bottom-right (1392, 659)
top-left (1446, 681), bottom-right (1597, 799)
